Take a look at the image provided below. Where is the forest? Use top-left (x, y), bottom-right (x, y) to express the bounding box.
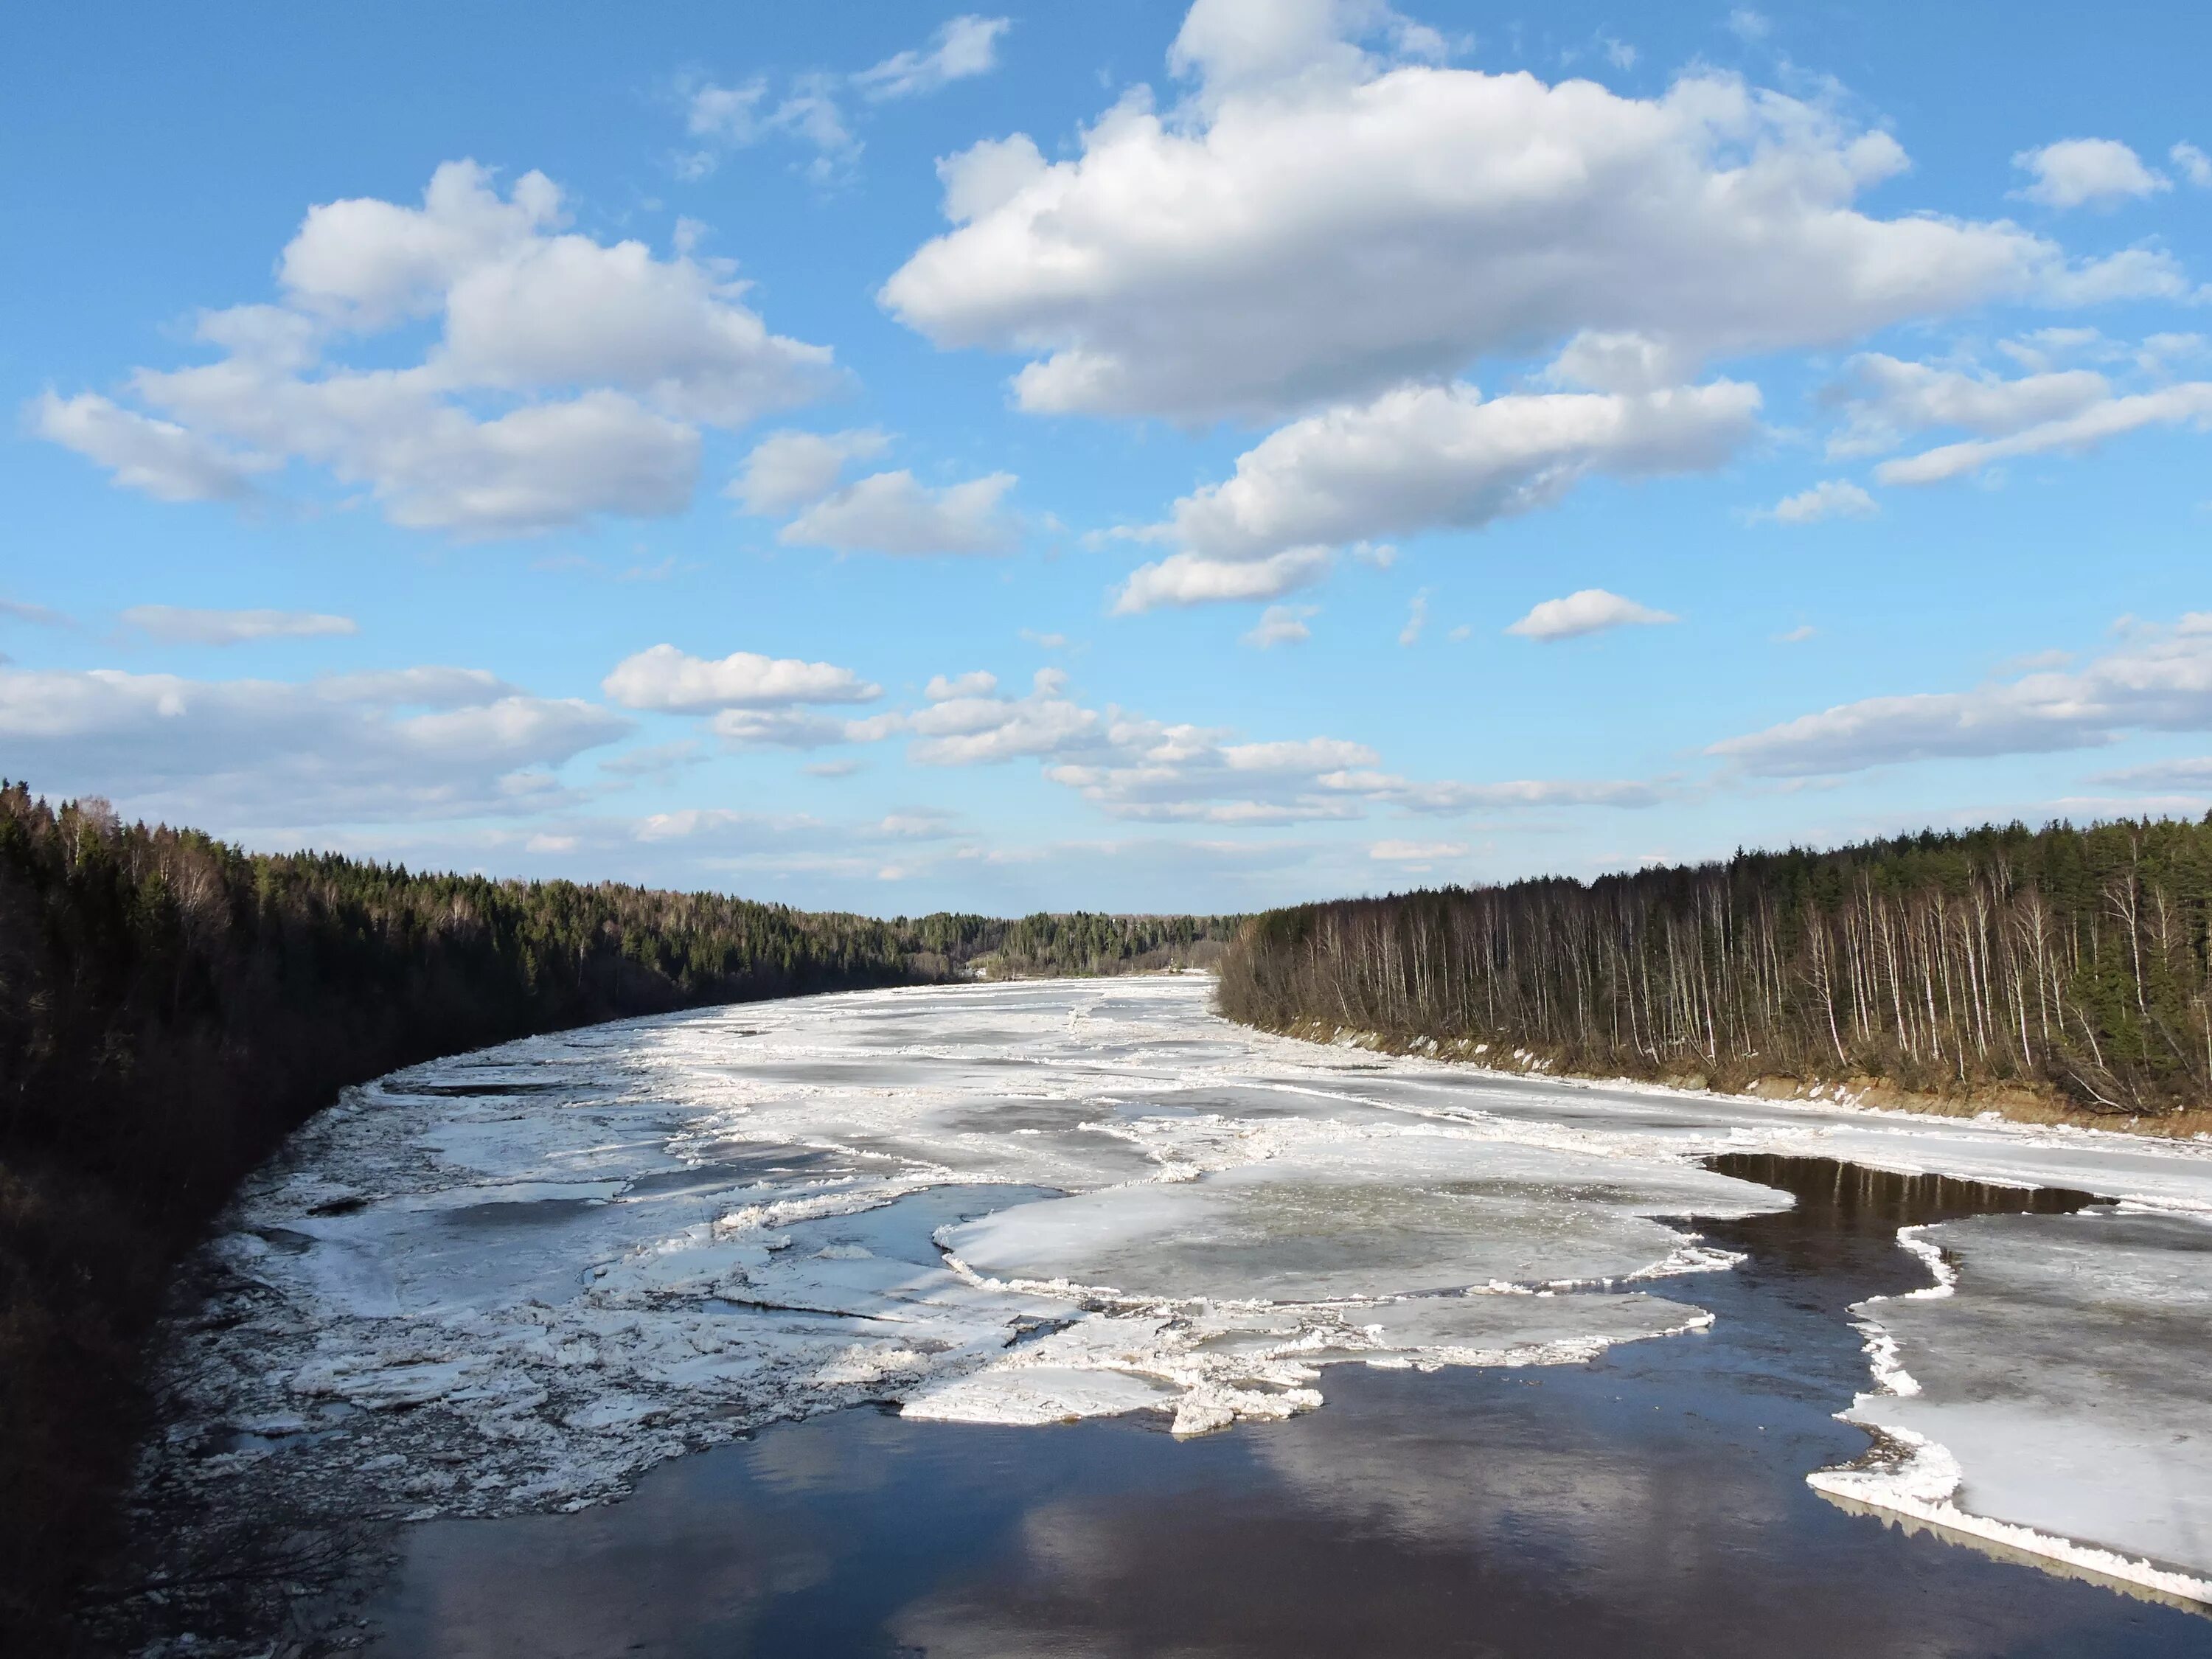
top-left (1218, 817), bottom-right (2212, 1117)
top-left (0, 785), bottom-right (1228, 1646)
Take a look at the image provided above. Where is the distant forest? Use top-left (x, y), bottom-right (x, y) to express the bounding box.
top-left (0, 785), bottom-right (1232, 1646)
top-left (1219, 818), bottom-right (2212, 1117)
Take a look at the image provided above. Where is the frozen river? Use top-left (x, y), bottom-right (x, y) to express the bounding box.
top-left (125, 977), bottom-right (2212, 1653)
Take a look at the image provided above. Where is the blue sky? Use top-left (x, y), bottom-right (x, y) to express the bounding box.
top-left (6, 0), bottom-right (2210, 915)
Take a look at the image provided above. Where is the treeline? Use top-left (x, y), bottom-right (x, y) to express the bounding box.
top-left (902, 909), bottom-right (1239, 977)
top-left (1218, 818), bottom-right (2212, 1116)
top-left (0, 787), bottom-right (1220, 1647)
top-left (0, 787), bottom-right (947, 1646)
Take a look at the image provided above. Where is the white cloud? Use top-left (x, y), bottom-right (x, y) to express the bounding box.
top-left (29, 391), bottom-right (268, 504)
top-left (1398, 590), bottom-right (1428, 647)
top-left (35, 162), bottom-right (833, 538)
top-left (1876, 382), bottom-right (2212, 485)
top-left (730, 428), bottom-right (889, 514)
top-left (0, 664), bottom-right (628, 826)
top-left (1773, 624), bottom-right (1818, 643)
top-left (779, 470), bottom-right (1019, 555)
top-left (313, 666), bottom-right (520, 706)
top-left (2175, 143), bottom-right (2212, 189)
top-left (1, 599), bottom-right (74, 628)
top-left (855, 15), bottom-right (1011, 100)
top-left (905, 667), bottom-right (1102, 765)
top-left (1823, 352), bottom-right (2112, 457)
top-left (601, 643), bottom-right (880, 712)
top-left (597, 740), bottom-right (704, 780)
top-left (681, 17), bottom-right (1009, 183)
top-left (1243, 604), bottom-right (1315, 647)
top-left (680, 75), bottom-right (860, 182)
top-left (1726, 9), bottom-right (1770, 41)
top-left (883, 10), bottom-right (2164, 422)
top-left (708, 709), bottom-right (886, 751)
top-left (899, 664), bottom-right (1664, 827)
top-left (2090, 755), bottom-right (2212, 790)
top-left (120, 605), bottom-right (358, 646)
top-left (936, 134), bottom-right (1050, 224)
top-left (1113, 549), bottom-right (1332, 614)
top-left (1506, 589), bottom-right (1677, 641)
top-left (1118, 378), bottom-right (1759, 606)
top-left (925, 671), bottom-right (998, 700)
top-left (2012, 138), bottom-right (2169, 210)
top-left (1761, 479), bottom-right (1878, 524)
top-left (1370, 838), bottom-right (1470, 862)
top-left (1709, 615), bottom-right (2212, 776)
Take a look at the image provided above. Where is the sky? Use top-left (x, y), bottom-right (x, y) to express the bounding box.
top-left (5, 0), bottom-right (2211, 917)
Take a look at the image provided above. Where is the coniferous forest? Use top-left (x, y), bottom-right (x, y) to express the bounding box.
top-left (0, 786), bottom-right (1233, 1646)
top-left (1218, 818), bottom-right (2212, 1117)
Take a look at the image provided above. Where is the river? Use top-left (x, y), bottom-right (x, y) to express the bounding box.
top-left (110, 977), bottom-right (2212, 1655)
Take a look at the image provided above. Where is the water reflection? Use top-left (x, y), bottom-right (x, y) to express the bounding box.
top-left (362, 1158), bottom-right (2199, 1657)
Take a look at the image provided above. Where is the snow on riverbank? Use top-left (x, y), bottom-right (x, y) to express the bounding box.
top-left (145, 976), bottom-right (2212, 1606)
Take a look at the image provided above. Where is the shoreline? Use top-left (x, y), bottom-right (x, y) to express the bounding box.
top-left (1237, 1015), bottom-right (2212, 1142)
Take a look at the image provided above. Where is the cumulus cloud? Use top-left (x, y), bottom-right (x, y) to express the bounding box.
top-left (29, 391), bottom-right (269, 504)
top-left (1759, 479), bottom-right (1878, 524)
top-left (1370, 838), bottom-right (1470, 863)
top-left (1243, 604), bottom-right (1315, 647)
top-left (1709, 615), bottom-right (2212, 776)
top-left (905, 667), bottom-right (1102, 765)
top-left (0, 664), bottom-right (628, 826)
top-left (779, 469), bottom-right (1019, 555)
top-left (2175, 143), bottom-right (2212, 189)
top-left (1877, 382), bottom-right (2212, 485)
top-left (855, 15), bottom-right (1011, 100)
top-left (1815, 344), bottom-right (2212, 487)
top-left (34, 162), bottom-right (834, 538)
top-left (1506, 589), bottom-right (1677, 641)
top-left (883, 3), bottom-right (2167, 422)
top-left (1113, 549), bottom-right (1332, 614)
top-left (707, 709), bottom-right (888, 751)
top-left (119, 605), bottom-right (358, 646)
top-left (601, 643), bottom-right (880, 712)
top-left (1823, 352), bottom-right (2113, 457)
top-left (2012, 138), bottom-right (2170, 209)
top-left (730, 428), bottom-right (889, 514)
top-left (890, 662), bottom-right (1666, 827)
top-left (1151, 378), bottom-right (1759, 565)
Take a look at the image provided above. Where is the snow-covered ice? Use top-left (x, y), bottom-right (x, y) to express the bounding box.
top-left (1813, 1205), bottom-right (2212, 1604)
top-left (145, 976), bottom-right (2212, 1607)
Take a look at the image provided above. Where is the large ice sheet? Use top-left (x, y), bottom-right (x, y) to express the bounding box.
top-left (945, 1134), bottom-right (1778, 1301)
top-left (142, 975), bottom-right (2212, 1609)
top-left (1814, 1206), bottom-right (2212, 1598)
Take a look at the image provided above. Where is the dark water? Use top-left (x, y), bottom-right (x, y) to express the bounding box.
top-left (360, 1159), bottom-right (2208, 1658)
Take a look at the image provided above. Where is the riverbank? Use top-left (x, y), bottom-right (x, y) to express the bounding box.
top-left (1239, 1015), bottom-right (2212, 1141)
